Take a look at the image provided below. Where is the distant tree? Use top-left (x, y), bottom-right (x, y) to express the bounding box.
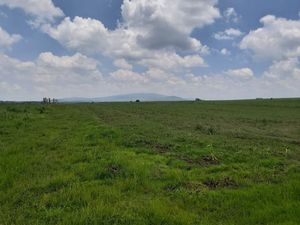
top-left (195, 98), bottom-right (202, 102)
top-left (42, 97), bottom-right (48, 104)
top-left (136, 99), bottom-right (140, 103)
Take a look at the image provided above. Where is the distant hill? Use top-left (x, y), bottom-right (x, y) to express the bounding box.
top-left (59, 93), bottom-right (186, 103)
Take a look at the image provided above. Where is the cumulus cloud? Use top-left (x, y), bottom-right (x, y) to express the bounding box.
top-left (214, 28), bottom-right (243, 40)
top-left (44, 0), bottom-right (219, 74)
top-left (0, 0), bottom-right (64, 26)
top-left (114, 59), bottom-right (133, 70)
top-left (1, 52), bottom-right (300, 101)
top-left (264, 58), bottom-right (300, 80)
top-left (35, 52), bottom-right (102, 85)
top-left (223, 8), bottom-right (239, 23)
top-left (240, 15), bottom-right (300, 60)
top-left (185, 65), bottom-right (300, 99)
top-left (0, 52), bottom-right (104, 100)
top-left (121, 0), bottom-right (220, 51)
top-left (138, 53), bottom-right (205, 71)
top-left (240, 15), bottom-right (300, 93)
top-left (0, 26), bottom-right (22, 48)
top-left (225, 68), bottom-right (254, 79)
top-left (37, 52), bottom-right (99, 71)
top-left (45, 0), bottom-right (221, 54)
top-left (220, 48), bottom-right (231, 55)
top-left (122, 0), bottom-right (220, 32)
top-left (111, 69), bottom-right (147, 83)
top-left (44, 17), bottom-right (109, 54)
top-left (110, 68), bottom-right (183, 86)
top-left (45, 16), bottom-right (207, 73)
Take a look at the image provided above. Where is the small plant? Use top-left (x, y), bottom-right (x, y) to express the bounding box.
top-left (6, 106), bottom-right (21, 113)
top-left (195, 124), bottom-right (217, 135)
top-left (207, 126), bottom-right (216, 135)
top-left (38, 106), bottom-right (46, 114)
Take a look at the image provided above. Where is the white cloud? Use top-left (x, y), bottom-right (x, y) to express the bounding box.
top-left (264, 58), bottom-right (300, 80)
top-left (138, 52), bottom-right (205, 71)
top-left (0, 0), bottom-right (64, 26)
top-left (184, 67), bottom-right (300, 100)
top-left (225, 68), bottom-right (254, 79)
top-left (214, 28), bottom-right (243, 40)
top-left (0, 26), bottom-right (22, 48)
top-left (1, 52), bottom-right (300, 101)
top-left (110, 67), bottom-right (183, 86)
top-left (0, 81), bottom-right (21, 94)
top-left (0, 52), bottom-right (104, 100)
top-left (45, 14), bottom-right (208, 73)
top-left (145, 68), bottom-right (171, 82)
top-left (35, 52), bottom-right (102, 84)
top-left (114, 59), bottom-right (133, 70)
top-left (111, 69), bottom-right (147, 83)
top-left (37, 52), bottom-right (99, 71)
top-left (44, 17), bottom-right (109, 54)
top-left (240, 15), bottom-right (300, 60)
top-left (44, 16), bottom-right (157, 59)
top-left (122, 0), bottom-right (220, 32)
top-left (239, 15), bottom-right (300, 95)
top-left (44, 0), bottom-right (219, 74)
top-left (0, 11), bottom-right (7, 18)
top-left (121, 0), bottom-right (220, 51)
top-left (223, 8), bottom-right (239, 23)
top-left (220, 48), bottom-right (231, 55)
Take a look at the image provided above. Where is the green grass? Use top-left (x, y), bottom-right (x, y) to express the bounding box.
top-left (0, 99), bottom-right (299, 225)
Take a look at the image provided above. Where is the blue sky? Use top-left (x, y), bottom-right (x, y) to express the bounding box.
top-left (0, 0), bottom-right (299, 100)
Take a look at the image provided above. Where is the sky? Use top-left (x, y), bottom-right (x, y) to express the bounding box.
top-left (0, 0), bottom-right (300, 101)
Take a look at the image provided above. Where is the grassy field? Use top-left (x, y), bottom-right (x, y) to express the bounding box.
top-left (0, 99), bottom-right (300, 225)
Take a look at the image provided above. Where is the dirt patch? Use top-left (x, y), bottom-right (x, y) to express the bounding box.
top-left (184, 182), bottom-right (205, 193)
top-left (195, 124), bottom-right (218, 135)
top-left (94, 164), bottom-right (124, 180)
top-left (179, 154), bottom-right (220, 166)
top-left (203, 177), bottom-right (238, 189)
top-left (201, 155), bottom-right (220, 165)
top-left (125, 137), bottom-right (175, 154)
top-left (152, 143), bottom-right (174, 153)
top-left (107, 164), bottom-right (122, 176)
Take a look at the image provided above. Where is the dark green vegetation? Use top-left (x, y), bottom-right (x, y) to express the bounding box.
top-left (0, 99), bottom-right (300, 225)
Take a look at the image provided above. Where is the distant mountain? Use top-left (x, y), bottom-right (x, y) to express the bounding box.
top-left (59, 93), bottom-right (186, 103)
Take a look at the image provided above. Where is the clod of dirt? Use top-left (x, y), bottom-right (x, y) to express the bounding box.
top-left (179, 154), bottom-right (220, 166)
top-left (203, 177), bottom-right (238, 189)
